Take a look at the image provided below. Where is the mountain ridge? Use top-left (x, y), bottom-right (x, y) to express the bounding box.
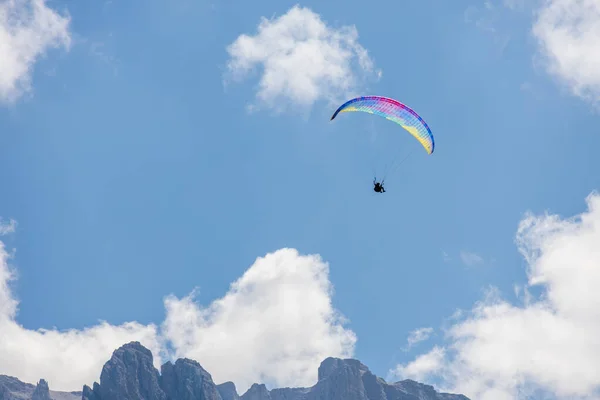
top-left (0, 342), bottom-right (469, 400)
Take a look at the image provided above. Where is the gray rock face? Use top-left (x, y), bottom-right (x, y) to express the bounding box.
top-left (31, 380), bottom-right (52, 400)
top-left (0, 375), bottom-right (33, 400)
top-left (269, 388), bottom-right (309, 400)
top-left (391, 381), bottom-right (469, 400)
top-left (1, 342), bottom-right (470, 400)
top-left (88, 341), bottom-right (167, 400)
top-left (240, 384), bottom-right (270, 400)
top-left (160, 359), bottom-right (222, 400)
top-left (308, 358), bottom-right (370, 400)
top-left (0, 375), bottom-right (80, 400)
top-left (81, 384), bottom-right (98, 400)
top-left (216, 383), bottom-right (238, 400)
top-left (302, 358), bottom-right (466, 400)
top-left (84, 342), bottom-right (225, 400)
top-left (227, 358), bottom-right (468, 400)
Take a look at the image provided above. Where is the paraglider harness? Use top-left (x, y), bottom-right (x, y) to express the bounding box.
top-left (373, 179), bottom-right (386, 193)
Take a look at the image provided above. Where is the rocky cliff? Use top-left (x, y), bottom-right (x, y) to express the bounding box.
top-left (0, 376), bottom-right (80, 400)
top-left (0, 342), bottom-right (469, 400)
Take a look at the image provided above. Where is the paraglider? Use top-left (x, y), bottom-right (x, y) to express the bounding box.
top-left (373, 180), bottom-right (385, 193)
top-left (330, 95), bottom-right (434, 192)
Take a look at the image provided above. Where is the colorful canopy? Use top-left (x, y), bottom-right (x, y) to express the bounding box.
top-left (330, 96), bottom-right (434, 155)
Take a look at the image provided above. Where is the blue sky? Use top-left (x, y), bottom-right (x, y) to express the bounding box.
top-left (1, 0), bottom-right (600, 399)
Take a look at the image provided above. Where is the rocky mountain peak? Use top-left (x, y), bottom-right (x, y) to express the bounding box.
top-left (1, 342), bottom-right (470, 400)
top-left (216, 382), bottom-right (239, 400)
top-left (31, 379), bottom-right (52, 400)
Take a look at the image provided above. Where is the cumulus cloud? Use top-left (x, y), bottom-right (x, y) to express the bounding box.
top-left (0, 240), bottom-right (165, 389)
top-left (392, 346), bottom-right (445, 383)
top-left (225, 5), bottom-right (380, 111)
top-left (531, 0), bottom-right (600, 105)
top-left (0, 0), bottom-right (71, 103)
top-left (0, 237), bottom-right (355, 393)
top-left (392, 192), bottom-right (600, 399)
top-left (162, 248), bottom-right (357, 392)
top-left (403, 327), bottom-right (434, 351)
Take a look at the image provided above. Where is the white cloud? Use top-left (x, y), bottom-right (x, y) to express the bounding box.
top-left (162, 248), bottom-right (356, 392)
top-left (459, 250), bottom-right (484, 266)
top-left (0, 218), bottom-right (16, 235)
top-left (392, 346), bottom-right (445, 383)
top-left (0, 0), bottom-right (71, 104)
top-left (403, 327), bottom-right (434, 351)
top-left (392, 192), bottom-right (600, 399)
top-left (0, 238), bottom-right (355, 393)
top-left (531, 0), bottom-right (600, 106)
top-left (0, 240), bottom-right (165, 390)
top-left (225, 5), bottom-right (380, 111)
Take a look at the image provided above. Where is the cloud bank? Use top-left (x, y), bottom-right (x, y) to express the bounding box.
top-left (393, 192), bottom-right (600, 399)
top-left (0, 0), bottom-right (71, 103)
top-left (531, 0), bottom-right (600, 106)
top-left (0, 239), bottom-right (356, 393)
top-left (225, 5), bottom-right (380, 111)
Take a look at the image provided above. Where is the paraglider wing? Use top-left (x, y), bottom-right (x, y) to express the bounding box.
top-left (330, 96), bottom-right (434, 155)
